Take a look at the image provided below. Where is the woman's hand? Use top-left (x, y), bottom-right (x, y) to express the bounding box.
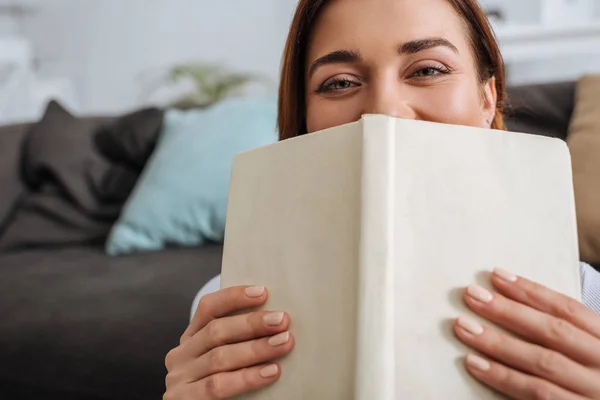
top-left (454, 268), bottom-right (600, 400)
top-left (164, 286), bottom-right (294, 400)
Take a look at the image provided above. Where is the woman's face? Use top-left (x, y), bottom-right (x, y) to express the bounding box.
top-left (305, 0), bottom-right (497, 133)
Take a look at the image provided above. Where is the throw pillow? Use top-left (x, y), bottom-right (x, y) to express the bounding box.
top-left (21, 100), bottom-right (131, 216)
top-left (0, 123), bottom-right (28, 238)
top-left (94, 107), bottom-right (165, 172)
top-left (567, 75), bottom-right (600, 264)
top-left (105, 95), bottom-right (278, 255)
top-left (0, 100), bottom-right (134, 251)
top-left (505, 81), bottom-right (575, 140)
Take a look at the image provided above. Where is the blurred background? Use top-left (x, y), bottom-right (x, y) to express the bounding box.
top-left (0, 0), bottom-right (295, 124)
top-left (1, 0), bottom-right (600, 125)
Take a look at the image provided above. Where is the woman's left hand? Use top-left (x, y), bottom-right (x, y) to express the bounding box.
top-left (454, 268), bottom-right (600, 400)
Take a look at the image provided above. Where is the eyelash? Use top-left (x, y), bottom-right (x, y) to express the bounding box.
top-left (316, 64), bottom-right (452, 94)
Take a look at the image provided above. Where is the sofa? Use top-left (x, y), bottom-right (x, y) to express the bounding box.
top-left (0, 80), bottom-right (584, 400)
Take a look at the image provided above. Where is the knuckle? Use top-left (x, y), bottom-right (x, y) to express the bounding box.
top-left (197, 297), bottom-right (214, 319)
top-left (535, 351), bottom-right (561, 378)
top-left (490, 295), bottom-right (510, 316)
top-left (180, 327), bottom-right (195, 345)
top-left (548, 318), bottom-right (572, 342)
top-left (532, 382), bottom-right (554, 400)
top-left (241, 366), bottom-right (260, 389)
top-left (246, 312), bottom-right (254, 328)
top-left (164, 371), bottom-right (179, 390)
top-left (162, 390), bottom-right (177, 400)
top-left (520, 281), bottom-right (538, 303)
top-left (205, 320), bottom-right (226, 345)
top-left (250, 337), bottom-right (265, 359)
top-left (247, 312), bottom-right (261, 334)
top-left (165, 347), bottom-right (179, 371)
top-left (484, 330), bottom-right (506, 356)
top-left (204, 374), bottom-right (226, 400)
top-left (179, 334), bottom-right (188, 345)
top-left (208, 347), bottom-right (226, 371)
top-left (494, 364), bottom-right (512, 386)
top-left (562, 297), bottom-right (580, 317)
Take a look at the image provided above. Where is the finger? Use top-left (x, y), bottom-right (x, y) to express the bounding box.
top-left (491, 268), bottom-right (600, 339)
top-left (463, 353), bottom-right (587, 400)
top-left (454, 315), bottom-right (600, 397)
top-left (181, 310), bottom-right (290, 361)
top-left (189, 331), bottom-right (294, 382)
top-left (463, 283), bottom-right (600, 366)
top-left (191, 363), bottom-right (281, 400)
top-left (182, 285), bottom-right (268, 343)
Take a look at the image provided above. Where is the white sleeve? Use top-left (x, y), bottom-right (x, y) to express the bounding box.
top-left (580, 262), bottom-right (600, 315)
top-left (190, 274), bottom-right (222, 322)
top-left (190, 264), bottom-right (600, 321)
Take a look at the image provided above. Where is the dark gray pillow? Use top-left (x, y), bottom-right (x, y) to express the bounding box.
top-left (21, 100), bottom-right (135, 214)
top-left (505, 81), bottom-right (576, 140)
top-left (0, 123), bottom-right (28, 235)
top-left (94, 107), bottom-right (164, 172)
top-left (0, 101), bottom-right (136, 252)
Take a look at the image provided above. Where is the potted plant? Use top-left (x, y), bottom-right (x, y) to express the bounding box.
top-left (150, 61), bottom-right (269, 109)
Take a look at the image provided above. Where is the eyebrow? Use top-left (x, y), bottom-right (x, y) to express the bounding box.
top-left (308, 37), bottom-right (458, 77)
top-left (308, 49), bottom-right (362, 77)
top-left (399, 37), bottom-right (459, 55)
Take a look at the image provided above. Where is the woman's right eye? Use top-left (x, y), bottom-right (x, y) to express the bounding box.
top-left (317, 77), bottom-right (360, 93)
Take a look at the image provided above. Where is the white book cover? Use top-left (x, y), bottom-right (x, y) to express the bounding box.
top-left (220, 115), bottom-right (581, 399)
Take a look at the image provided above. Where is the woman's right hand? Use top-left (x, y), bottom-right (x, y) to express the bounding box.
top-left (164, 285), bottom-right (294, 399)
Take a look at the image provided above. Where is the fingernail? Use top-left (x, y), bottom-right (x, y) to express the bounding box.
top-left (467, 284), bottom-right (493, 303)
top-left (457, 315), bottom-right (484, 335)
top-left (245, 286), bottom-right (265, 298)
top-left (466, 353), bottom-right (490, 372)
top-left (493, 268), bottom-right (517, 283)
top-left (259, 364), bottom-right (279, 378)
top-left (268, 331), bottom-right (290, 347)
top-left (263, 312), bottom-right (284, 326)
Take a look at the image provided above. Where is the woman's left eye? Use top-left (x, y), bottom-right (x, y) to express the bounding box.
top-left (411, 65), bottom-right (450, 78)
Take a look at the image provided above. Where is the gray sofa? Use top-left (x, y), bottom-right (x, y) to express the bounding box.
top-left (0, 109), bottom-right (222, 400)
top-left (0, 80), bottom-right (582, 399)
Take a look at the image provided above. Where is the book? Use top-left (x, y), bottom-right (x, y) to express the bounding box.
top-left (219, 115), bottom-right (581, 399)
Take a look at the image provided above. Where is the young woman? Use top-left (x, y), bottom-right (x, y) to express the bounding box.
top-left (164, 1), bottom-right (600, 399)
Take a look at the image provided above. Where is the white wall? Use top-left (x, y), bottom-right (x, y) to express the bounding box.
top-left (480, 0), bottom-right (542, 24)
top-left (481, 0), bottom-right (600, 85)
top-left (19, 0), bottom-right (297, 115)
top-left (481, 0), bottom-right (600, 25)
top-left (13, 0), bottom-right (600, 115)
top-left (0, 15), bottom-right (17, 36)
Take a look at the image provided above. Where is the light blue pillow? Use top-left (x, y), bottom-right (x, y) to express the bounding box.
top-left (105, 95), bottom-right (278, 255)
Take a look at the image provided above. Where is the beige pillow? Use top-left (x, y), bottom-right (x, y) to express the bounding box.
top-left (567, 74), bottom-right (600, 264)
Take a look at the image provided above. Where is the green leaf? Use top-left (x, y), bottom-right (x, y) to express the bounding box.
top-left (149, 61), bottom-right (269, 106)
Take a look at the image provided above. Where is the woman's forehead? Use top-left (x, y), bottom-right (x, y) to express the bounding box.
top-left (307, 0), bottom-right (470, 61)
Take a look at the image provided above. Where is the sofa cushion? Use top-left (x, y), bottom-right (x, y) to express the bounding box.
top-left (0, 244), bottom-right (222, 400)
top-left (567, 75), bottom-right (600, 264)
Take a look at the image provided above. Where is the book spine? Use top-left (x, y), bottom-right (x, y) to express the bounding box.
top-left (354, 115), bottom-right (396, 400)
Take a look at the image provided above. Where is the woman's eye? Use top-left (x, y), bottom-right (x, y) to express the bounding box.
top-left (332, 80), bottom-right (353, 89)
top-left (415, 68), bottom-right (439, 77)
top-left (317, 78), bottom-right (359, 93)
top-left (411, 66), bottom-right (450, 78)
